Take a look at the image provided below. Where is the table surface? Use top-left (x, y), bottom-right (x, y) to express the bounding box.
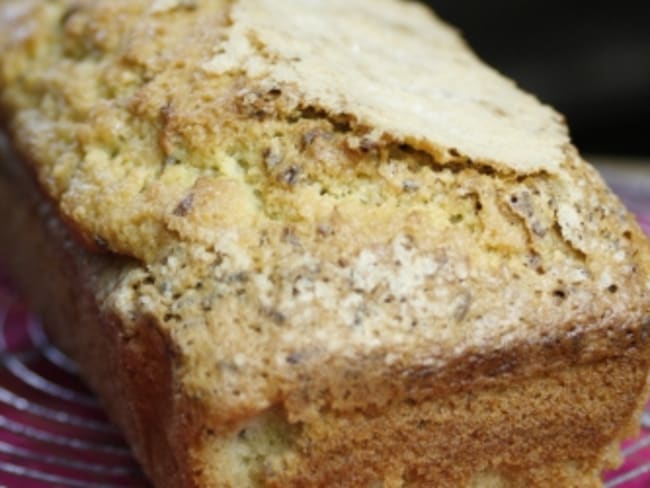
top-left (0, 158), bottom-right (648, 488)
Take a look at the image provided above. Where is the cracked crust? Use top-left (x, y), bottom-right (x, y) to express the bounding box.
top-left (1, 1), bottom-right (650, 487)
top-left (0, 0), bottom-right (573, 261)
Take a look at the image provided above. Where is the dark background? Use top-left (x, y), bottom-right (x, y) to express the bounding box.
top-left (423, 1), bottom-right (650, 158)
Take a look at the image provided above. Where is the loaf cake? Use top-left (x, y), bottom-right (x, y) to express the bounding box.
top-left (1, 1), bottom-right (649, 486)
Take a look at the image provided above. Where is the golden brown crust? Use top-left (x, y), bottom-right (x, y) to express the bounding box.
top-left (274, 356), bottom-right (649, 487)
top-left (1, 3), bottom-right (649, 422)
top-left (1, 1), bottom-right (650, 486)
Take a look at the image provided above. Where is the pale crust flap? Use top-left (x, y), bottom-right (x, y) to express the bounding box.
top-left (203, 0), bottom-right (570, 173)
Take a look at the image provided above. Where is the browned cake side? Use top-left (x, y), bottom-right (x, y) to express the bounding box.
top-left (1, 0), bottom-right (650, 486)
